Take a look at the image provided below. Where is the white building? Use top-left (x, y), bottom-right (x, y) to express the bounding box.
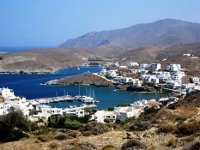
top-left (172, 72), bottom-right (185, 84)
top-left (183, 53), bottom-right (191, 57)
top-left (149, 63), bottom-right (161, 71)
top-left (131, 79), bottom-right (143, 88)
top-left (90, 110), bottom-right (117, 123)
top-left (0, 102), bottom-right (10, 115)
top-left (130, 68), bottom-right (148, 74)
top-left (140, 63), bottom-right (149, 69)
top-left (0, 87), bottom-right (16, 100)
top-left (190, 77), bottom-right (200, 84)
top-left (166, 64), bottom-right (181, 72)
top-left (165, 81), bottom-right (181, 89)
top-left (127, 62), bottom-right (139, 67)
top-left (157, 72), bottom-right (171, 81)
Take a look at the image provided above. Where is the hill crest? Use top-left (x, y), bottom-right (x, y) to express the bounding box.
top-left (59, 18), bottom-right (200, 48)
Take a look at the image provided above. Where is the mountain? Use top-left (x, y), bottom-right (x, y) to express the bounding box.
top-left (0, 48), bottom-right (93, 73)
top-left (59, 19), bottom-right (200, 48)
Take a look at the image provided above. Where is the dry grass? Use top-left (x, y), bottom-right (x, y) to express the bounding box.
top-left (167, 136), bottom-right (177, 147)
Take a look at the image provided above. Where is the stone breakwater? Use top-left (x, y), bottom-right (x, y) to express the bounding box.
top-left (46, 74), bottom-right (115, 87)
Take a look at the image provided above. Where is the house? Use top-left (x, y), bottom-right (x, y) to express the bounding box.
top-left (190, 77), bottom-right (200, 84)
top-left (183, 53), bottom-right (191, 57)
top-left (172, 72), bottom-right (185, 84)
top-left (149, 63), bottom-right (161, 71)
top-left (120, 77), bottom-right (133, 83)
top-left (166, 64), bottom-right (181, 72)
top-left (76, 109), bottom-right (85, 117)
top-left (0, 87), bottom-right (16, 100)
top-left (107, 70), bottom-right (118, 78)
top-left (118, 65), bottom-right (127, 69)
top-left (140, 75), bottom-right (159, 84)
top-left (90, 110), bottom-right (117, 123)
top-left (148, 99), bottom-right (160, 108)
top-left (140, 63), bottom-right (149, 69)
top-left (165, 81), bottom-right (181, 89)
top-left (130, 68), bottom-right (148, 74)
top-left (0, 102), bottom-right (10, 115)
top-left (127, 62), bottom-right (139, 67)
top-left (157, 72), bottom-right (171, 81)
top-left (131, 79), bottom-right (143, 88)
top-left (117, 107), bottom-right (141, 121)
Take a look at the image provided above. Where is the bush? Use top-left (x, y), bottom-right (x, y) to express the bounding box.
top-left (54, 133), bottom-right (67, 140)
top-left (182, 140), bottom-right (200, 150)
top-left (68, 131), bottom-right (81, 138)
top-left (177, 122), bottom-right (200, 135)
top-left (101, 144), bottom-right (117, 150)
top-left (80, 122), bottom-right (111, 135)
top-left (38, 135), bottom-right (53, 142)
top-left (129, 121), bottom-right (151, 131)
top-left (121, 139), bottom-right (147, 150)
top-left (0, 109), bottom-right (31, 142)
top-left (158, 122), bottom-right (177, 133)
top-left (167, 136), bottom-right (177, 147)
top-left (64, 119), bottom-right (83, 130)
top-left (70, 142), bottom-right (97, 150)
top-left (118, 116), bottom-right (136, 126)
top-left (32, 126), bottom-right (57, 135)
top-left (82, 131), bottom-right (92, 136)
top-left (48, 141), bottom-right (59, 149)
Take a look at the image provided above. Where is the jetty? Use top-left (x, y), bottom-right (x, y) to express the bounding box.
top-left (28, 94), bottom-right (74, 104)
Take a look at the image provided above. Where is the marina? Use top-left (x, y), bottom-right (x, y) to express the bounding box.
top-left (0, 66), bottom-right (167, 109)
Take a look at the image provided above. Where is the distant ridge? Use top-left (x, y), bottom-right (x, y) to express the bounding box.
top-left (59, 19), bottom-right (200, 48)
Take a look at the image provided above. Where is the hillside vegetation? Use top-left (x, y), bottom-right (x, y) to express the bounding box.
top-left (1, 92), bottom-right (200, 149)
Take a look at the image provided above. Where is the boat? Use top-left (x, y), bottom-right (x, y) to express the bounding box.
top-left (64, 94), bottom-right (74, 102)
top-left (77, 67), bottom-right (80, 70)
top-left (80, 104), bottom-right (97, 108)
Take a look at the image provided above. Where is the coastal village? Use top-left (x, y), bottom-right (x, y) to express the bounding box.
top-left (1, 53), bottom-right (199, 125)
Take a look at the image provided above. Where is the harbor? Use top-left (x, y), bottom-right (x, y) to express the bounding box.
top-left (28, 93), bottom-right (99, 109)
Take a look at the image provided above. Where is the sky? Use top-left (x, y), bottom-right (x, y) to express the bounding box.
top-left (0, 0), bottom-right (200, 51)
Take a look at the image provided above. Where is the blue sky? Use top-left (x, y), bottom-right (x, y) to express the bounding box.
top-left (0, 0), bottom-right (200, 50)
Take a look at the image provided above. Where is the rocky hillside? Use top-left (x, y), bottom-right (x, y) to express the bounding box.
top-left (60, 19), bottom-right (200, 48)
top-left (46, 74), bottom-right (114, 87)
top-left (0, 48), bottom-right (92, 73)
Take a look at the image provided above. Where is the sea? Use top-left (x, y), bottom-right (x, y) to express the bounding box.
top-left (0, 66), bottom-right (168, 109)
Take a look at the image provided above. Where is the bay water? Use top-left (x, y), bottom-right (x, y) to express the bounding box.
top-left (0, 66), bottom-right (167, 109)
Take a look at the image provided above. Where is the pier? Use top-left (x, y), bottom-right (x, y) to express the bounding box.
top-left (28, 94), bottom-right (74, 104)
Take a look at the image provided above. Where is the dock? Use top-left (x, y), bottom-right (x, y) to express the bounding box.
top-left (28, 94), bottom-right (74, 104)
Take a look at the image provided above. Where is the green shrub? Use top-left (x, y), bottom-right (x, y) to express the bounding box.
top-left (32, 126), bottom-right (57, 135)
top-left (64, 119), bottom-right (83, 130)
top-left (118, 116), bottom-right (136, 126)
top-left (0, 109), bottom-right (31, 142)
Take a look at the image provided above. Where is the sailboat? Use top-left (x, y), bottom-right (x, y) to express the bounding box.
top-left (64, 89), bottom-right (73, 102)
top-left (74, 86), bottom-right (83, 101)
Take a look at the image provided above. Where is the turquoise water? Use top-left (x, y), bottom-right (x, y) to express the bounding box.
top-left (0, 66), bottom-right (167, 109)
